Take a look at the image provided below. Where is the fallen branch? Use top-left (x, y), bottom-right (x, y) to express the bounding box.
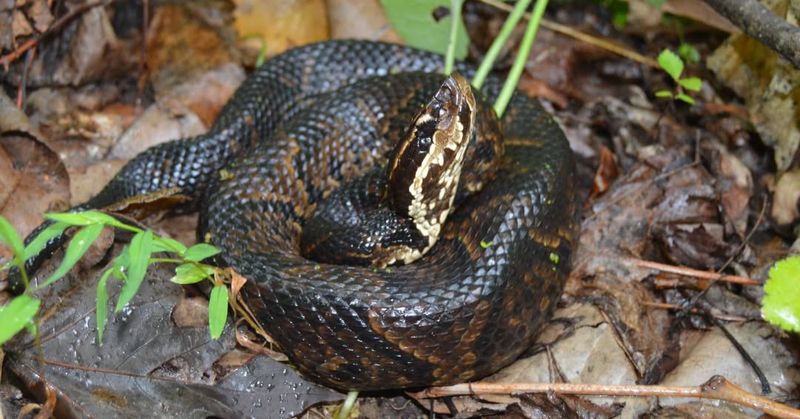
top-left (412, 375), bottom-right (800, 418)
top-left (704, 0), bottom-right (800, 69)
top-left (634, 259), bottom-right (760, 286)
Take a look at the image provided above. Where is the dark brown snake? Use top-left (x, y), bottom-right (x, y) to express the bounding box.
top-left (23, 40), bottom-right (578, 391)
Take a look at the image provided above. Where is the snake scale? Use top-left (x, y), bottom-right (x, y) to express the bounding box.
top-left (26, 40), bottom-right (578, 390)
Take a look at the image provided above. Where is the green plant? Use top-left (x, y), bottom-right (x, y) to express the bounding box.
top-left (677, 42), bottom-right (700, 65)
top-left (600, 0), bottom-right (630, 29)
top-left (762, 255), bottom-right (800, 333)
top-left (0, 211), bottom-right (227, 347)
top-left (380, 0), bottom-right (469, 61)
top-left (654, 48), bottom-right (702, 105)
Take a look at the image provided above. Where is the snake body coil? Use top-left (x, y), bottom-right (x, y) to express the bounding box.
top-left (30, 40), bottom-right (578, 390)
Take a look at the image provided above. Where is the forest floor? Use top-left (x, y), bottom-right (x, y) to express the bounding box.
top-left (0, 0), bottom-right (798, 418)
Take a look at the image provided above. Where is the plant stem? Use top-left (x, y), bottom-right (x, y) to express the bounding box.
top-left (472, 0), bottom-right (533, 89)
top-left (493, 0), bottom-right (548, 117)
top-left (444, 0), bottom-right (463, 74)
top-left (149, 257), bottom-right (185, 265)
top-left (336, 390), bottom-right (359, 419)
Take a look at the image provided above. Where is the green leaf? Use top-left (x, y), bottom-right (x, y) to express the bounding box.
top-left (762, 256), bottom-right (800, 333)
top-left (0, 295), bottom-right (40, 346)
top-left (646, 0), bottom-right (666, 7)
top-left (657, 49), bottom-right (683, 82)
top-left (39, 223), bottom-right (105, 289)
top-left (110, 249), bottom-right (130, 281)
top-left (115, 230), bottom-right (154, 312)
top-left (183, 243), bottom-right (221, 262)
top-left (676, 93), bottom-right (696, 104)
top-left (678, 42), bottom-right (700, 64)
top-left (0, 216), bottom-right (24, 268)
top-left (22, 221), bottom-right (70, 262)
top-left (170, 263), bottom-right (216, 285)
top-left (602, 0), bottom-right (629, 29)
top-left (45, 211), bottom-right (126, 229)
top-left (96, 268), bottom-right (113, 344)
top-left (381, 0), bottom-right (469, 59)
top-left (679, 76), bottom-right (702, 92)
top-left (480, 240), bottom-right (493, 249)
top-left (654, 90), bottom-right (673, 98)
top-left (208, 284), bottom-right (229, 339)
top-left (152, 237), bottom-right (188, 254)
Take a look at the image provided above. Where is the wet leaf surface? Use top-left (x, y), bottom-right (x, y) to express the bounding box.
top-left (3, 250), bottom-right (343, 418)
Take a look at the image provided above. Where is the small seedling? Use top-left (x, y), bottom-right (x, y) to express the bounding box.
top-left (0, 211), bottom-right (228, 347)
top-left (655, 48), bottom-right (702, 105)
top-left (678, 42), bottom-right (700, 64)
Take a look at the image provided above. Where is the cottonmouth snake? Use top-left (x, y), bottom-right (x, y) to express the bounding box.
top-left (24, 40), bottom-right (578, 390)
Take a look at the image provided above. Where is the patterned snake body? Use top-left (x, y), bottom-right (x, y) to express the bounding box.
top-left (29, 41), bottom-right (578, 390)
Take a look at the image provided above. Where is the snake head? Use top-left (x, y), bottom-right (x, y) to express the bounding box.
top-left (386, 73), bottom-right (477, 257)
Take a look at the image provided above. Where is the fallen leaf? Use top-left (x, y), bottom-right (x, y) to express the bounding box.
top-left (172, 295), bottom-right (209, 328)
top-left (109, 63), bottom-right (245, 159)
top-left (0, 91), bottom-right (70, 243)
top-left (661, 323), bottom-right (800, 405)
top-left (328, 0), bottom-right (403, 42)
top-left (589, 146), bottom-right (619, 200)
top-left (7, 5), bottom-right (129, 87)
top-left (28, 0), bottom-right (53, 33)
top-left (11, 9), bottom-right (32, 38)
top-left (146, 4), bottom-right (237, 94)
top-left (68, 159), bottom-right (127, 205)
top-left (234, 0), bottom-right (329, 58)
top-left (707, 2), bottom-right (800, 171)
top-left (771, 169), bottom-right (800, 225)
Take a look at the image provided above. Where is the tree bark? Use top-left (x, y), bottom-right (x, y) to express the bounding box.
top-left (704, 0), bottom-right (800, 68)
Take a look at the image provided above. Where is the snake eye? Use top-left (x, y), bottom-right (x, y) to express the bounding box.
top-left (384, 73), bottom-right (476, 254)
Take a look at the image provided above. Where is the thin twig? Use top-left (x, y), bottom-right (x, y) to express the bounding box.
top-left (15, 47), bottom-right (36, 108)
top-left (633, 259), bottom-right (760, 286)
top-left (711, 317), bottom-right (770, 395)
top-left (0, 0), bottom-right (109, 69)
top-left (411, 376), bottom-right (800, 418)
top-left (678, 198), bottom-right (768, 311)
top-left (642, 301), bottom-right (747, 322)
top-left (477, 0), bottom-right (659, 68)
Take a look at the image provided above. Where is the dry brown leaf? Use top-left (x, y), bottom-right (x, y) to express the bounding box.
top-left (7, 5), bottom-right (127, 87)
top-left (28, 0), bottom-right (53, 33)
top-left (110, 63), bottom-right (245, 160)
top-left (146, 4), bottom-right (236, 94)
top-left (68, 159), bottom-right (127, 205)
top-left (11, 9), bottom-right (32, 38)
top-left (234, 0), bottom-right (329, 58)
top-left (707, 0), bottom-right (800, 171)
top-left (327, 0), bottom-right (402, 42)
top-left (172, 295), bottom-right (210, 328)
top-left (626, 0), bottom-right (737, 33)
top-left (771, 169), bottom-right (800, 225)
top-left (0, 91), bottom-right (69, 242)
top-left (0, 144), bottom-right (20, 207)
top-left (662, 0), bottom-right (738, 33)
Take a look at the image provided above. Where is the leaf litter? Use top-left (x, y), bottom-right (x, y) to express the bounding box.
top-left (1, 0), bottom-right (799, 418)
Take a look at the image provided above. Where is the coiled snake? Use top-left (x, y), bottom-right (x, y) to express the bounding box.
top-left (25, 40), bottom-right (578, 390)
